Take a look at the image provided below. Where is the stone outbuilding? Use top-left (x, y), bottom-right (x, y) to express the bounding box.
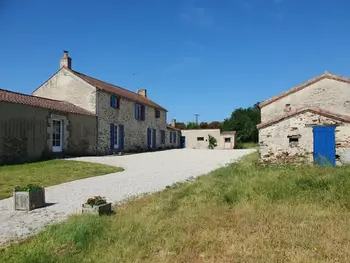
top-left (258, 72), bottom-right (350, 166)
top-left (0, 89), bottom-right (97, 165)
top-left (180, 129), bottom-right (236, 149)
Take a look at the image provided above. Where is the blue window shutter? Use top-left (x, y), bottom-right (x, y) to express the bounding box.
top-left (153, 129), bottom-right (156, 148)
top-left (110, 96), bottom-right (113, 107)
top-left (147, 128), bottom-right (151, 148)
top-left (135, 104), bottom-right (139, 120)
top-left (174, 133), bottom-right (177, 144)
top-left (110, 124), bottom-right (115, 150)
top-left (116, 97), bottom-right (120, 108)
top-left (141, 105), bottom-right (146, 121)
top-left (170, 132), bottom-right (172, 143)
top-left (119, 125), bottom-right (124, 151)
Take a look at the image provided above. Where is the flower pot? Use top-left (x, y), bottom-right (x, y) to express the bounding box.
top-left (82, 202), bottom-right (112, 215)
top-left (13, 188), bottom-right (46, 211)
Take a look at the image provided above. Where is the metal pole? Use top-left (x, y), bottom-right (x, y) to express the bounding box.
top-left (194, 114), bottom-right (200, 125)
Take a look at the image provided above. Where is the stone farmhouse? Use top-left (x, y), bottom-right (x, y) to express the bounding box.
top-left (258, 72), bottom-right (350, 166)
top-left (0, 52), bottom-right (180, 164)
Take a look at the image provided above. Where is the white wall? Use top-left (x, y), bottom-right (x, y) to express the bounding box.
top-left (181, 129), bottom-right (221, 149)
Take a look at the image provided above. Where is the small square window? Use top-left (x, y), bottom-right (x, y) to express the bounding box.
top-left (197, 137), bottom-right (204, 141)
top-left (288, 135), bottom-right (300, 147)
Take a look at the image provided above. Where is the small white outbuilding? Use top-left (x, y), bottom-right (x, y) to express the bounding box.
top-left (180, 129), bottom-right (236, 149)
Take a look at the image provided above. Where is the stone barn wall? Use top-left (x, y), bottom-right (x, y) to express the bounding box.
top-left (259, 111), bottom-right (350, 165)
top-left (0, 101), bottom-right (97, 165)
top-left (260, 78), bottom-right (350, 122)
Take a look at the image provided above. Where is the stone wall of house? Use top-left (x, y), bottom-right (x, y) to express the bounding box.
top-left (166, 128), bottom-right (181, 148)
top-left (65, 114), bottom-right (97, 155)
top-left (96, 90), bottom-right (168, 154)
top-left (259, 111), bottom-right (350, 165)
top-left (0, 102), bottom-right (48, 164)
top-left (261, 78), bottom-right (350, 122)
top-left (32, 68), bottom-right (97, 114)
top-left (0, 101), bottom-right (97, 164)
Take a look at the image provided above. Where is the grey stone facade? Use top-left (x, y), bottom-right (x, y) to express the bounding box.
top-left (96, 90), bottom-right (168, 154)
top-left (33, 61), bottom-right (174, 154)
top-left (258, 73), bottom-right (350, 165)
top-left (259, 110), bottom-right (350, 164)
top-left (261, 78), bottom-right (350, 122)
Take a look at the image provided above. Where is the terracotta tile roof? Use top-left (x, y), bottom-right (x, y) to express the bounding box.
top-left (259, 72), bottom-right (350, 108)
top-left (257, 106), bottom-right (350, 129)
top-left (167, 125), bottom-right (181, 131)
top-left (0, 88), bottom-right (95, 116)
top-left (69, 69), bottom-right (167, 111)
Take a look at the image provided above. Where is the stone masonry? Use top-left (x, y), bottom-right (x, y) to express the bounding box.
top-left (33, 53), bottom-right (174, 154)
top-left (261, 78), bottom-right (350, 122)
top-left (258, 73), bottom-right (350, 165)
top-left (259, 110), bottom-right (350, 165)
top-left (97, 90), bottom-right (168, 154)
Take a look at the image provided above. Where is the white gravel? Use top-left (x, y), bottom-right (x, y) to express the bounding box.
top-left (0, 149), bottom-right (255, 245)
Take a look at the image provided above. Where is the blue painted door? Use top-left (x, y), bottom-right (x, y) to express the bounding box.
top-left (313, 126), bottom-right (336, 166)
top-left (180, 136), bottom-right (186, 148)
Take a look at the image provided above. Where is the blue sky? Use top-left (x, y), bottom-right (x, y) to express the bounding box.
top-left (1, 0), bottom-right (350, 123)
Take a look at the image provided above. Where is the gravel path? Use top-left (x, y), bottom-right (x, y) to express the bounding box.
top-left (0, 149), bottom-right (255, 245)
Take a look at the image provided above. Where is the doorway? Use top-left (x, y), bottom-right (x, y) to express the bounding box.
top-left (52, 120), bottom-right (63, 152)
top-left (224, 138), bottom-right (231, 149)
top-left (313, 126), bottom-right (335, 166)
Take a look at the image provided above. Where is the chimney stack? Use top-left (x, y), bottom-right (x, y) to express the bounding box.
top-left (138, 88), bottom-right (147, 97)
top-left (171, 119), bottom-right (176, 127)
top-left (60, 51), bottom-right (72, 69)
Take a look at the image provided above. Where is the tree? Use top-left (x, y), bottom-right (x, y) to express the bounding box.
top-left (175, 122), bottom-right (186, 130)
top-left (222, 103), bottom-right (261, 143)
top-left (208, 121), bottom-right (222, 129)
top-left (208, 134), bottom-right (218, 149)
top-left (199, 122), bottom-right (209, 129)
top-left (186, 122), bottom-right (199, 129)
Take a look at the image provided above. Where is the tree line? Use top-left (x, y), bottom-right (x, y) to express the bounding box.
top-left (175, 103), bottom-right (261, 144)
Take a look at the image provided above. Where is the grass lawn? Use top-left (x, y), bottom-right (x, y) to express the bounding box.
top-left (1, 153), bottom-right (350, 262)
top-left (236, 142), bottom-right (259, 149)
top-left (0, 160), bottom-right (123, 199)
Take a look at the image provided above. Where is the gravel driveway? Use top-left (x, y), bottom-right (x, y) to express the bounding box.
top-left (0, 149), bottom-right (254, 245)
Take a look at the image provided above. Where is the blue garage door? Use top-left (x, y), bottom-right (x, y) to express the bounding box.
top-left (313, 126), bottom-right (336, 166)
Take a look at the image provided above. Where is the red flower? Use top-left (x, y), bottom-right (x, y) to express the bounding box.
top-left (89, 198), bottom-right (93, 200)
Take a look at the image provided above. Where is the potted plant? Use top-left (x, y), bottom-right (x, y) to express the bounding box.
top-left (82, 196), bottom-right (112, 215)
top-left (13, 184), bottom-right (45, 211)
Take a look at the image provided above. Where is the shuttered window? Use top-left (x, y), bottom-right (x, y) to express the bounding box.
top-left (135, 104), bottom-right (140, 120)
top-left (110, 96), bottom-right (119, 109)
top-left (161, 130), bottom-right (165, 144)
